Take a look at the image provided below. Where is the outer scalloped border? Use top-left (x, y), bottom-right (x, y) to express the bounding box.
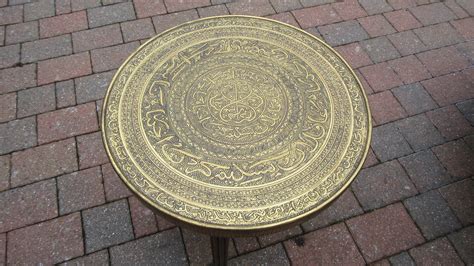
top-left (102, 15), bottom-right (372, 236)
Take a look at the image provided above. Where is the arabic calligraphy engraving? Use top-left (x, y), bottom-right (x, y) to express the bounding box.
top-left (142, 38), bottom-right (330, 187)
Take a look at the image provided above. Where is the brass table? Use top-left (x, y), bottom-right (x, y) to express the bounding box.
top-left (102, 15), bottom-right (371, 265)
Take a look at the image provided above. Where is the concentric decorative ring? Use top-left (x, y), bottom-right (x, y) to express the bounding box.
top-left (102, 15), bottom-right (371, 236)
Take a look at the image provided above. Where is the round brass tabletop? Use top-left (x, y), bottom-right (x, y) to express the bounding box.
top-left (102, 15), bottom-right (371, 236)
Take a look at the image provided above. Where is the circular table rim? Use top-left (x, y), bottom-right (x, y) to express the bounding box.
top-left (101, 14), bottom-right (373, 236)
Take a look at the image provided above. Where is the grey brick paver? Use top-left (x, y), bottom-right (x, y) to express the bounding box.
top-left (5, 21), bottom-right (38, 45)
top-left (371, 122), bottom-right (413, 162)
top-left (56, 80), bottom-right (76, 108)
top-left (270, 0), bottom-right (302, 12)
top-left (75, 71), bottom-right (115, 104)
top-left (359, 0), bottom-right (393, 15)
top-left (392, 84), bottom-right (438, 115)
top-left (109, 228), bottom-right (188, 265)
top-left (457, 99), bottom-right (474, 125)
top-left (121, 18), bottom-right (155, 42)
top-left (399, 150), bottom-right (457, 192)
top-left (152, 9), bottom-right (199, 33)
top-left (389, 252), bottom-right (415, 266)
top-left (59, 250), bottom-right (109, 266)
top-left (229, 244), bottom-right (290, 265)
top-left (83, 199), bottom-right (134, 253)
top-left (24, 0), bottom-right (55, 21)
top-left (448, 226), bottom-right (474, 264)
top-left (318, 20), bottom-right (369, 46)
top-left (182, 229), bottom-right (213, 265)
top-left (410, 3), bottom-right (456, 26)
top-left (0, 6), bottom-right (23, 26)
top-left (87, 2), bottom-right (136, 28)
top-left (440, 179), bottom-right (474, 225)
top-left (299, 0), bottom-right (334, 7)
top-left (396, 114), bottom-right (444, 151)
top-left (21, 35), bottom-right (72, 63)
top-left (409, 238), bottom-right (464, 265)
top-left (58, 167), bottom-right (105, 214)
top-left (404, 190), bottom-right (462, 239)
top-left (414, 23), bottom-right (462, 49)
top-left (17, 84), bottom-right (56, 117)
top-left (0, 117), bottom-right (37, 155)
top-left (0, 44), bottom-right (20, 69)
top-left (0, 155), bottom-right (10, 192)
top-left (361, 36), bottom-right (401, 63)
top-left (71, 0), bottom-right (101, 11)
top-left (352, 160), bottom-right (417, 210)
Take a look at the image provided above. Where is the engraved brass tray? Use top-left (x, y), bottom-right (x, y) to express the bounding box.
top-left (102, 16), bottom-right (371, 236)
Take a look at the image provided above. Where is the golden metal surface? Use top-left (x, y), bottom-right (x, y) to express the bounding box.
top-left (102, 15), bottom-right (372, 236)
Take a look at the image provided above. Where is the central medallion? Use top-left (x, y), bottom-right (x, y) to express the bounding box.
top-left (186, 66), bottom-right (287, 145)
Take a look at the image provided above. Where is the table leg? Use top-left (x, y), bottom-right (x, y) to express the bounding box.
top-left (211, 236), bottom-right (229, 266)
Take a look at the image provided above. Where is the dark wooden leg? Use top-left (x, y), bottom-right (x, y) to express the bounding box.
top-left (211, 236), bottom-right (229, 266)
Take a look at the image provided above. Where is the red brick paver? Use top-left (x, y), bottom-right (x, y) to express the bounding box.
top-left (37, 102), bottom-right (98, 144)
top-left (267, 12), bottom-right (299, 28)
top-left (102, 163), bottom-right (133, 201)
top-left (422, 72), bottom-right (474, 107)
top-left (360, 62), bottom-right (402, 92)
top-left (165, 0), bottom-right (210, 13)
top-left (451, 17), bottom-right (474, 40)
top-left (0, 179), bottom-right (57, 233)
top-left (72, 24), bottom-right (123, 53)
top-left (58, 167), bottom-right (105, 214)
top-left (302, 189), bottom-right (363, 231)
top-left (368, 90), bottom-right (407, 124)
top-left (293, 5), bottom-right (341, 29)
top-left (347, 203), bottom-right (424, 262)
top-left (388, 55), bottom-right (431, 84)
top-left (418, 46), bottom-right (470, 77)
top-left (7, 213), bottom-right (83, 265)
top-left (0, 0), bottom-right (472, 264)
top-left (285, 223), bottom-right (365, 265)
top-left (0, 64), bottom-right (36, 94)
top-left (133, 0), bottom-right (166, 18)
top-left (37, 52), bottom-right (92, 85)
top-left (384, 10), bottom-right (421, 32)
top-left (332, 0), bottom-right (367, 20)
top-left (335, 42), bottom-right (373, 68)
top-left (11, 138), bottom-right (77, 187)
top-left (359, 15), bottom-right (396, 37)
top-left (128, 196), bottom-right (158, 238)
top-left (233, 237), bottom-right (260, 255)
top-left (91, 42), bottom-right (140, 72)
top-left (39, 11), bottom-right (88, 38)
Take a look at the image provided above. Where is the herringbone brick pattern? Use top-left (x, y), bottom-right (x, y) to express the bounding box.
top-left (0, 0), bottom-right (473, 264)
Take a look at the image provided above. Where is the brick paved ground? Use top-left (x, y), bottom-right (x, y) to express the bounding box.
top-left (0, 0), bottom-right (473, 265)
